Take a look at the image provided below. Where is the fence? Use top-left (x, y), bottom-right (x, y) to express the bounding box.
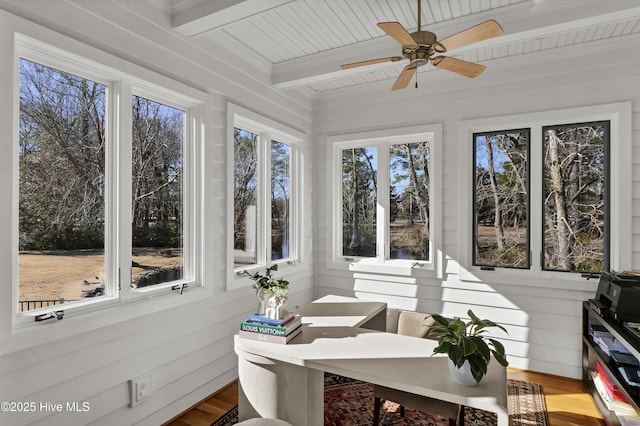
top-left (19, 298), bottom-right (74, 312)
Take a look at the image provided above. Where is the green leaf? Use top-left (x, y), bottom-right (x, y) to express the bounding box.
top-left (433, 341), bottom-right (450, 354)
top-left (492, 351), bottom-right (510, 367)
top-left (470, 355), bottom-right (489, 383)
top-left (431, 314), bottom-right (450, 327)
top-left (431, 326), bottom-right (449, 335)
top-left (460, 336), bottom-right (477, 357)
top-left (449, 345), bottom-right (465, 367)
top-left (472, 337), bottom-right (491, 361)
top-left (488, 338), bottom-right (505, 357)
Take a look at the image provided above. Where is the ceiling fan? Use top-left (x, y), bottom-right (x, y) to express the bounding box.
top-left (341, 0), bottom-right (503, 90)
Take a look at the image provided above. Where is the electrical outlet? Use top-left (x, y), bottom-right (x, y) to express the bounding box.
top-left (128, 373), bottom-right (151, 407)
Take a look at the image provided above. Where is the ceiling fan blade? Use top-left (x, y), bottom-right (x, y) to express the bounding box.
top-left (392, 64), bottom-right (418, 90)
top-left (341, 56), bottom-right (404, 70)
top-left (439, 19), bottom-right (503, 52)
top-left (378, 22), bottom-right (418, 46)
top-left (433, 56), bottom-right (486, 78)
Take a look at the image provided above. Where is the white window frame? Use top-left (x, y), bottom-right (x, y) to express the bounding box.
top-left (458, 103), bottom-right (632, 290)
top-left (226, 102), bottom-right (304, 291)
top-left (327, 124), bottom-right (443, 276)
top-left (8, 32), bottom-right (207, 345)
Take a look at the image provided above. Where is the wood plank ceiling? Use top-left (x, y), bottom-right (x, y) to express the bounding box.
top-left (160, 0), bottom-right (640, 94)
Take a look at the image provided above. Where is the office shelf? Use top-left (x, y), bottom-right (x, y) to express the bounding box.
top-left (582, 301), bottom-right (640, 425)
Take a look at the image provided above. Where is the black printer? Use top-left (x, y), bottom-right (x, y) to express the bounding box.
top-left (590, 271), bottom-right (640, 323)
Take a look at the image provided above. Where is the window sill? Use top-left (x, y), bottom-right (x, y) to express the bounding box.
top-left (228, 260), bottom-right (307, 292)
top-left (328, 258), bottom-right (437, 278)
top-left (459, 266), bottom-right (600, 292)
top-left (3, 281), bottom-right (208, 355)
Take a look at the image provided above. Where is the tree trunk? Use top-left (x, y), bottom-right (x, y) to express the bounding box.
top-left (547, 130), bottom-right (573, 270)
top-left (348, 149), bottom-right (362, 252)
top-left (405, 144), bottom-right (429, 238)
top-left (484, 138), bottom-right (505, 249)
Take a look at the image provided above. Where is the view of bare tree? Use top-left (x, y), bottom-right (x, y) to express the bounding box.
top-left (19, 58), bottom-right (186, 304)
top-left (543, 123), bottom-right (607, 272)
top-left (474, 130), bottom-right (529, 268)
top-left (340, 142), bottom-right (431, 260)
top-left (473, 123), bottom-right (607, 273)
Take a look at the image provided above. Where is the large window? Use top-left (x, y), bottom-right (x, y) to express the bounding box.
top-left (233, 128), bottom-right (259, 267)
top-left (389, 141), bottom-right (431, 261)
top-left (19, 59), bottom-right (108, 310)
top-left (473, 129), bottom-right (530, 269)
top-left (228, 103), bottom-right (302, 289)
top-left (330, 125), bottom-right (442, 271)
top-left (341, 146), bottom-right (377, 258)
top-left (271, 140), bottom-right (292, 261)
top-left (461, 104), bottom-right (630, 284)
top-left (16, 37), bottom-right (203, 319)
top-left (542, 122), bottom-right (608, 273)
top-left (131, 95), bottom-right (185, 288)
top-left (472, 123), bottom-right (608, 273)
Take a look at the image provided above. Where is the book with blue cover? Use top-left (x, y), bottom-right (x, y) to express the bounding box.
top-left (247, 312), bottom-right (294, 326)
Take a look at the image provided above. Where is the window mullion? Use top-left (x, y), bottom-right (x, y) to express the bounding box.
top-left (183, 106), bottom-right (198, 283)
top-left (259, 131), bottom-right (270, 267)
top-left (333, 143), bottom-right (344, 262)
top-left (288, 142), bottom-right (298, 263)
top-left (117, 81), bottom-right (133, 300)
top-left (377, 142), bottom-right (390, 261)
top-left (529, 126), bottom-right (543, 273)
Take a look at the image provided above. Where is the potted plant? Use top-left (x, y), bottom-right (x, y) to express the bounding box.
top-left (431, 310), bottom-right (509, 386)
top-left (250, 264), bottom-right (290, 319)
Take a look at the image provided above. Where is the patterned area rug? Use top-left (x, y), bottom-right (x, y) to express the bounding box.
top-left (212, 373), bottom-right (548, 426)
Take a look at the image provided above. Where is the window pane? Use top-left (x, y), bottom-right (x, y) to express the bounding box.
top-left (342, 147), bottom-right (377, 257)
top-left (234, 128), bottom-right (258, 267)
top-left (271, 141), bottom-right (291, 261)
top-left (131, 96), bottom-right (184, 288)
top-left (19, 59), bottom-right (106, 311)
top-left (473, 130), bottom-right (529, 268)
top-left (389, 142), bottom-right (430, 261)
top-left (543, 122), bottom-right (608, 272)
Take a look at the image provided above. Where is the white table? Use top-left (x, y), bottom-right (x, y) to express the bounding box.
top-left (294, 294), bottom-right (387, 330)
top-left (235, 297), bottom-right (508, 425)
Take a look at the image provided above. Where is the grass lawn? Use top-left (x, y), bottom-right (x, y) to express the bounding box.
top-left (19, 248), bottom-right (182, 305)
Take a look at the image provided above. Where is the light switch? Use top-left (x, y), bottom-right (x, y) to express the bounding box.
top-left (129, 373), bottom-right (151, 407)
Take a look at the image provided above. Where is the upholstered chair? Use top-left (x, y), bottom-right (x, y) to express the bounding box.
top-left (372, 311), bottom-right (465, 426)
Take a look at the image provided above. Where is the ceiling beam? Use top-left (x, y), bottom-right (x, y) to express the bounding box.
top-left (272, 0), bottom-right (640, 89)
top-left (172, 0), bottom-right (296, 38)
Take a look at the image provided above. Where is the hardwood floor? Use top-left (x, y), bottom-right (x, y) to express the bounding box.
top-left (507, 369), bottom-right (604, 426)
top-left (164, 368), bottom-right (604, 426)
top-left (164, 381), bottom-right (238, 426)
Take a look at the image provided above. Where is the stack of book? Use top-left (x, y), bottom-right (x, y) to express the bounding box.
top-left (591, 324), bottom-right (628, 356)
top-left (592, 361), bottom-right (637, 417)
top-left (239, 313), bottom-right (302, 344)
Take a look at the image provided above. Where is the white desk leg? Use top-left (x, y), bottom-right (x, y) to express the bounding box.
top-left (238, 351), bottom-right (324, 425)
top-left (497, 408), bottom-right (508, 425)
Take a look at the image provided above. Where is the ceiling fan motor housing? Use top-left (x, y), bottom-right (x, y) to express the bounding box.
top-left (404, 31), bottom-right (440, 66)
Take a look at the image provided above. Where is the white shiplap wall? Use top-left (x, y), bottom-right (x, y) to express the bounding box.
top-left (0, 2), bottom-right (314, 426)
top-left (313, 34), bottom-right (640, 379)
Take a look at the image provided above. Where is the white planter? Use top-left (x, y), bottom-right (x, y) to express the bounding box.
top-left (265, 292), bottom-right (289, 319)
top-left (448, 358), bottom-right (478, 387)
top-left (255, 287), bottom-right (272, 315)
